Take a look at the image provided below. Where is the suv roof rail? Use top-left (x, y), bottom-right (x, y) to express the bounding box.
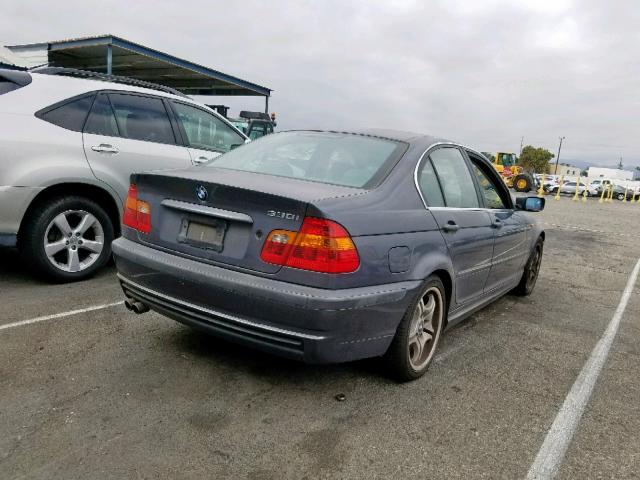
top-left (30, 66), bottom-right (188, 98)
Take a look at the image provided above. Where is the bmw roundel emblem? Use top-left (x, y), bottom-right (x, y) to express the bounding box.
top-left (196, 185), bottom-right (208, 201)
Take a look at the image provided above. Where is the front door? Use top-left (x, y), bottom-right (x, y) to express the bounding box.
top-left (82, 92), bottom-right (192, 203)
top-left (418, 147), bottom-right (495, 306)
top-left (168, 101), bottom-right (247, 166)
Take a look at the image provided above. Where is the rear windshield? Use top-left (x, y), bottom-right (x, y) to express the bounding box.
top-left (206, 131), bottom-right (405, 188)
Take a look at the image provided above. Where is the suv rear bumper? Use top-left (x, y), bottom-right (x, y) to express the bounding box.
top-left (112, 237), bottom-right (421, 363)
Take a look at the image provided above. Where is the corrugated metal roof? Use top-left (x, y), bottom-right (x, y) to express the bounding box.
top-left (7, 34), bottom-right (271, 97)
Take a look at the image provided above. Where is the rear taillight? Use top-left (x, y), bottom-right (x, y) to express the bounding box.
top-left (123, 184), bottom-right (152, 234)
top-left (260, 217), bottom-right (359, 273)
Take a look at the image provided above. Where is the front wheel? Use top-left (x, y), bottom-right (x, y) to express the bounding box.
top-left (512, 237), bottom-right (543, 296)
top-left (617, 193), bottom-right (625, 201)
top-left (385, 276), bottom-right (446, 381)
top-left (20, 196), bottom-right (114, 282)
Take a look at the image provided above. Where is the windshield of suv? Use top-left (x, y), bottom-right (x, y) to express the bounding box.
top-left (207, 131), bottom-right (405, 188)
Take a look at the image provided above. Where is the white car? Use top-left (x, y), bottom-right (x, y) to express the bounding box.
top-left (0, 67), bottom-right (248, 281)
top-left (551, 181), bottom-right (598, 196)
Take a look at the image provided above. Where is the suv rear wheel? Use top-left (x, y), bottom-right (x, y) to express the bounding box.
top-left (20, 196), bottom-right (114, 282)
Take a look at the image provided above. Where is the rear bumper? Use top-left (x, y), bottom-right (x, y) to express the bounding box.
top-left (112, 238), bottom-right (421, 363)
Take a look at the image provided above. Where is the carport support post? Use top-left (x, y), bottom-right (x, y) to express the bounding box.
top-left (264, 95), bottom-right (269, 114)
top-left (106, 44), bottom-right (113, 75)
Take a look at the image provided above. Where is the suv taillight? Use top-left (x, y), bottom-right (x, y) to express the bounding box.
top-left (260, 217), bottom-right (359, 273)
top-left (123, 184), bottom-right (151, 234)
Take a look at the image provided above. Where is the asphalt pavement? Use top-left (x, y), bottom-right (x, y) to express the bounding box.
top-left (1, 194), bottom-right (639, 479)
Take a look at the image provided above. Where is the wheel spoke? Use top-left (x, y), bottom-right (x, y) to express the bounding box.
top-left (75, 213), bottom-right (97, 235)
top-left (80, 239), bottom-right (103, 254)
top-left (409, 335), bottom-right (423, 363)
top-left (53, 213), bottom-right (73, 236)
top-left (44, 239), bottom-right (67, 256)
top-left (67, 249), bottom-right (80, 272)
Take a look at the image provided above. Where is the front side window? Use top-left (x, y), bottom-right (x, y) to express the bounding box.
top-left (84, 93), bottom-right (118, 136)
top-left (207, 131), bottom-right (404, 189)
top-left (429, 148), bottom-right (479, 208)
top-left (37, 94), bottom-right (94, 132)
top-left (470, 161), bottom-right (507, 209)
top-left (108, 93), bottom-right (175, 144)
top-left (172, 102), bottom-right (245, 153)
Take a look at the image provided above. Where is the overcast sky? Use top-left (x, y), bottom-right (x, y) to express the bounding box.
top-left (3, 0), bottom-right (639, 168)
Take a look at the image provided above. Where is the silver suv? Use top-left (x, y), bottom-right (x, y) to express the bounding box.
top-left (0, 68), bottom-right (248, 281)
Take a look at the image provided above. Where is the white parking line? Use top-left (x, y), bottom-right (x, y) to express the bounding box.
top-left (0, 301), bottom-right (124, 332)
top-left (526, 257), bottom-right (640, 480)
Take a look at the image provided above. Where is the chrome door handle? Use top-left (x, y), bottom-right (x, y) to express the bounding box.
top-left (442, 221), bottom-right (460, 233)
top-left (193, 156), bottom-right (211, 164)
top-left (91, 144), bottom-right (119, 154)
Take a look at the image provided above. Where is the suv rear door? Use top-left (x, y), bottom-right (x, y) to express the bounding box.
top-left (169, 101), bottom-right (246, 165)
top-left (82, 91), bottom-right (193, 204)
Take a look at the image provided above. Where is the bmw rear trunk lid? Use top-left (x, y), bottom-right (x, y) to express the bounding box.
top-left (129, 168), bottom-right (361, 274)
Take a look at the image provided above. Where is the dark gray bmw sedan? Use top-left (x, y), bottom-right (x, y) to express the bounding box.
top-left (112, 130), bottom-right (545, 380)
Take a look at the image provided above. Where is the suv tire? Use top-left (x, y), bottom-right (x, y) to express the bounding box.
top-left (20, 196), bottom-right (114, 282)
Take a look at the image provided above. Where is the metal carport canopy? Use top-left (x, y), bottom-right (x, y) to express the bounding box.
top-left (7, 34), bottom-right (271, 97)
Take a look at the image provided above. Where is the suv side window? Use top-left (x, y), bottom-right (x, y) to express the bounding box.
top-left (108, 93), bottom-right (176, 144)
top-left (36, 94), bottom-right (94, 132)
top-left (84, 93), bottom-right (119, 137)
top-left (429, 147), bottom-right (479, 208)
top-left (171, 102), bottom-right (245, 153)
top-left (470, 161), bottom-right (507, 209)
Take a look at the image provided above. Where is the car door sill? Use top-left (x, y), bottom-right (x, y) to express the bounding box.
top-left (446, 274), bottom-right (521, 329)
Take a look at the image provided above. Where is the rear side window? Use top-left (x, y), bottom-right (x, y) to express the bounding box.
top-left (429, 147), bottom-right (479, 208)
top-left (84, 93), bottom-right (119, 136)
top-left (36, 95), bottom-right (94, 132)
top-left (417, 158), bottom-right (445, 207)
top-left (108, 93), bottom-right (175, 144)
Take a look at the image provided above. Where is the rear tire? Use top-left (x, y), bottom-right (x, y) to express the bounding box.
top-left (512, 237), bottom-right (543, 296)
top-left (19, 196), bottom-right (114, 282)
top-left (513, 174), bottom-right (533, 192)
top-left (385, 276), bottom-right (447, 382)
top-left (617, 193), bottom-right (625, 201)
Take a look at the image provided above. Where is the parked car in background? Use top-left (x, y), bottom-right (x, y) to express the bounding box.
top-left (112, 130), bottom-right (546, 380)
top-left (588, 179), bottom-right (613, 195)
top-left (550, 181), bottom-right (598, 196)
top-left (0, 67), bottom-right (248, 281)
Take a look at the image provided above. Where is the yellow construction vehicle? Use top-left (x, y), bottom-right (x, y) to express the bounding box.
top-left (491, 152), bottom-right (535, 192)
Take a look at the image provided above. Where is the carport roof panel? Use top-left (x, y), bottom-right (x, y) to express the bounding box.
top-left (8, 35), bottom-right (271, 96)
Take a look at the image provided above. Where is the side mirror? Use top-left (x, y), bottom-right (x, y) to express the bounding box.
top-left (515, 196), bottom-right (545, 212)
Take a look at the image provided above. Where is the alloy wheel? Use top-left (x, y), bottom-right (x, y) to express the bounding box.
top-left (526, 246), bottom-right (542, 290)
top-left (408, 287), bottom-right (444, 371)
top-left (43, 210), bottom-right (105, 273)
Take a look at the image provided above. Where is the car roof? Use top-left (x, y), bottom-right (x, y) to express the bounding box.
top-left (281, 128), bottom-right (450, 148)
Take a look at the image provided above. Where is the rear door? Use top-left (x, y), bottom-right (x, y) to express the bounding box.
top-left (418, 146), bottom-right (494, 306)
top-left (82, 91), bottom-right (192, 204)
top-left (466, 152), bottom-right (528, 292)
top-left (169, 101), bottom-right (247, 165)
